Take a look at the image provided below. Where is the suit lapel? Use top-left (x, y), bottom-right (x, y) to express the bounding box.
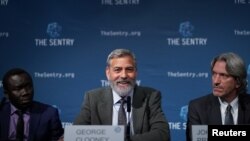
top-left (97, 88), bottom-right (113, 124)
top-left (132, 105), bottom-right (146, 134)
top-left (0, 103), bottom-right (11, 139)
top-left (28, 103), bottom-right (41, 140)
top-left (238, 94), bottom-right (250, 124)
top-left (208, 96), bottom-right (222, 124)
top-left (132, 87), bottom-right (146, 133)
top-left (238, 104), bottom-right (244, 124)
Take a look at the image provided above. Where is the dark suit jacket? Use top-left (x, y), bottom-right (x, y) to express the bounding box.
top-left (74, 86), bottom-right (170, 141)
top-left (0, 98), bottom-right (64, 141)
top-left (186, 93), bottom-right (250, 141)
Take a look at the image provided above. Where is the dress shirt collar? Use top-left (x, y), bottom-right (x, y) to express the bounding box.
top-left (218, 96), bottom-right (238, 113)
top-left (10, 103), bottom-right (30, 115)
top-left (112, 89), bottom-right (133, 105)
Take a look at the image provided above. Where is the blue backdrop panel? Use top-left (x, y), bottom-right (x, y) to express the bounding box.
top-left (1, 0), bottom-right (250, 141)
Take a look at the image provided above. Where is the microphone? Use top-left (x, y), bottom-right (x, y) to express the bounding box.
top-left (126, 96), bottom-right (131, 141)
top-left (127, 96), bottom-right (131, 112)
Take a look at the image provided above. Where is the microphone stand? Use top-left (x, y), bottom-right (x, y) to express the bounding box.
top-left (126, 96), bottom-right (131, 141)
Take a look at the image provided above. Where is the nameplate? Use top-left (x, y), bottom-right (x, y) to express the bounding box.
top-left (192, 125), bottom-right (250, 141)
top-left (192, 125), bottom-right (208, 141)
top-left (64, 125), bottom-right (125, 141)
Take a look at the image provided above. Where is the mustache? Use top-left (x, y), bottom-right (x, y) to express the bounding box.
top-left (213, 85), bottom-right (223, 89)
top-left (117, 79), bottom-right (132, 83)
top-left (213, 83), bottom-right (221, 87)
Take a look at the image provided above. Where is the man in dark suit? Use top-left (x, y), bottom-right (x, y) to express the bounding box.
top-left (0, 68), bottom-right (64, 141)
top-left (186, 52), bottom-right (250, 141)
top-left (74, 48), bottom-right (170, 141)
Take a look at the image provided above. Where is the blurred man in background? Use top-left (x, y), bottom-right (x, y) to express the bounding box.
top-left (0, 68), bottom-right (64, 141)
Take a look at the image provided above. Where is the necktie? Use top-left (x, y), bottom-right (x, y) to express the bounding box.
top-left (118, 97), bottom-right (127, 125)
top-left (224, 105), bottom-right (234, 125)
top-left (16, 110), bottom-right (24, 141)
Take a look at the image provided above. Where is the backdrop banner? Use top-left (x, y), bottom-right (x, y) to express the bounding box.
top-left (1, 1), bottom-right (250, 141)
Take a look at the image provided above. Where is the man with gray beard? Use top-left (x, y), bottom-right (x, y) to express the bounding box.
top-left (73, 48), bottom-right (170, 141)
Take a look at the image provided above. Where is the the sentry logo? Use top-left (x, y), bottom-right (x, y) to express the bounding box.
top-left (179, 21), bottom-right (194, 37)
top-left (47, 22), bottom-right (62, 38)
top-left (180, 105), bottom-right (188, 122)
top-left (34, 22), bottom-right (75, 47)
top-left (167, 21), bottom-right (207, 46)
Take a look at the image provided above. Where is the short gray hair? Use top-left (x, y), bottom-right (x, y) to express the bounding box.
top-left (106, 48), bottom-right (137, 68)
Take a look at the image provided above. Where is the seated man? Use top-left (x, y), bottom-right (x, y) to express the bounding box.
top-left (186, 52), bottom-right (250, 141)
top-left (73, 48), bottom-right (171, 141)
top-left (0, 68), bottom-right (64, 141)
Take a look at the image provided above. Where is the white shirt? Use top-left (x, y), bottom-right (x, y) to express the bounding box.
top-left (112, 90), bottom-right (134, 135)
top-left (219, 97), bottom-right (238, 125)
